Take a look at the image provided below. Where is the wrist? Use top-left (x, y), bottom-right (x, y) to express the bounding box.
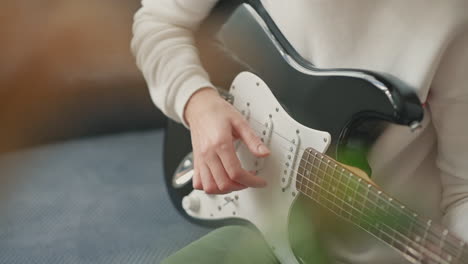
top-left (184, 87), bottom-right (219, 126)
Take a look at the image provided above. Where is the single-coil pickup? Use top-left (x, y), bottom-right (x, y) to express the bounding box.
top-left (240, 105), bottom-right (251, 121)
top-left (260, 118), bottom-right (274, 145)
top-left (254, 118), bottom-right (274, 172)
top-left (235, 106), bottom-right (252, 151)
top-left (281, 132), bottom-right (301, 189)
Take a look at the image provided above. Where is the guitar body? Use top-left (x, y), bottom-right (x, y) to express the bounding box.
top-left (163, 2), bottom-right (429, 263)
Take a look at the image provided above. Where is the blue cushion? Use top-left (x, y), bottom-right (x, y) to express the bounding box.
top-left (0, 130), bottom-right (211, 264)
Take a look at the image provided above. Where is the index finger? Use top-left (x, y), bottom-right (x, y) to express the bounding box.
top-left (216, 141), bottom-right (267, 188)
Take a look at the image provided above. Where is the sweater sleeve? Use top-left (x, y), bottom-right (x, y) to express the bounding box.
top-left (430, 29), bottom-right (468, 240)
top-left (131, 0), bottom-right (219, 127)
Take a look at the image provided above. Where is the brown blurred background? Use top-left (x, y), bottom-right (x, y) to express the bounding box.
top-left (0, 0), bottom-right (165, 153)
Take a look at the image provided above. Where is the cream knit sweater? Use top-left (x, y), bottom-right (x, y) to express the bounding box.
top-left (132, 1), bottom-right (468, 263)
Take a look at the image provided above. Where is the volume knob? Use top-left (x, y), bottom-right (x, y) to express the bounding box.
top-left (182, 195), bottom-right (200, 212)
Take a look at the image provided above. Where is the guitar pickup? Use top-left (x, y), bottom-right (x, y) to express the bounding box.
top-left (254, 118), bottom-right (274, 172)
top-left (281, 132), bottom-right (301, 189)
top-left (260, 118), bottom-right (274, 146)
top-left (234, 106), bottom-right (252, 151)
top-left (240, 107), bottom-right (251, 121)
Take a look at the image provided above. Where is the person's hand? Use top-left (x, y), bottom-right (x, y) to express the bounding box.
top-left (184, 88), bottom-right (270, 194)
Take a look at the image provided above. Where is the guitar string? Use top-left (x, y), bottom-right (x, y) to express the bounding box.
top-left (297, 143), bottom-right (463, 263)
top-left (247, 117), bottom-right (461, 252)
top-left (297, 160), bottom-right (462, 260)
top-left (295, 162), bottom-right (463, 261)
top-left (298, 179), bottom-right (444, 263)
top-left (235, 147), bottom-right (464, 260)
top-left (296, 175), bottom-right (464, 264)
top-left (213, 108), bottom-right (464, 257)
top-left (247, 115), bottom-right (461, 243)
top-left (272, 141), bottom-right (464, 259)
top-left (245, 117), bottom-right (466, 257)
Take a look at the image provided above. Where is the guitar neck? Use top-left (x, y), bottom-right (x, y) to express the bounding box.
top-left (295, 148), bottom-right (468, 264)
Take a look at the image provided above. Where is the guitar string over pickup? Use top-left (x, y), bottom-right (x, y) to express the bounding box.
top-left (240, 104), bottom-right (251, 121)
top-left (236, 105), bottom-right (252, 151)
top-left (281, 131), bottom-right (301, 189)
top-left (255, 118), bottom-right (274, 172)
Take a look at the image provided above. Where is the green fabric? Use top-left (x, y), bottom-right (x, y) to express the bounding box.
top-left (162, 225), bottom-right (279, 264)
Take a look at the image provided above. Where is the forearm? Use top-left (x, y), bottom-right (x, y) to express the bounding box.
top-left (131, 0), bottom-right (218, 126)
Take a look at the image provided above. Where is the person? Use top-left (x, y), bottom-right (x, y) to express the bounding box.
top-left (131, 0), bottom-right (468, 263)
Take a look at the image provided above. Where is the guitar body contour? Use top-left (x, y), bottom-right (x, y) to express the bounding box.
top-left (163, 2), bottom-right (426, 263)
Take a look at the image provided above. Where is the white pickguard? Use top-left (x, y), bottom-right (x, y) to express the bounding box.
top-left (182, 72), bottom-right (331, 263)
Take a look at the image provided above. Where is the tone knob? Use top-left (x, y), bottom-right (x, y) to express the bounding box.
top-left (182, 195), bottom-right (200, 212)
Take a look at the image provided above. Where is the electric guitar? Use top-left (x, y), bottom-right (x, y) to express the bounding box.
top-left (163, 2), bottom-right (468, 263)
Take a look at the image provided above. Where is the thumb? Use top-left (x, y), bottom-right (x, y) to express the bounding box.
top-left (232, 119), bottom-right (270, 157)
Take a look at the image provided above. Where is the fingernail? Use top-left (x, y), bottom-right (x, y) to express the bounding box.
top-left (258, 144), bottom-right (270, 155)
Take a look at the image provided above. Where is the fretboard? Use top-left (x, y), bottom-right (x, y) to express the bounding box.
top-left (295, 147), bottom-right (468, 264)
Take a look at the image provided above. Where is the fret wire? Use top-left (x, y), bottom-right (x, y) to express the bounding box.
top-left (320, 156), bottom-right (331, 208)
top-left (322, 156), bottom-right (334, 210)
top-left (248, 121), bottom-right (410, 234)
top-left (383, 196), bottom-right (397, 248)
top-left (246, 121), bottom-right (457, 260)
top-left (306, 152), bottom-right (314, 198)
top-left (441, 228), bottom-right (463, 258)
top-left (296, 161), bottom-right (464, 260)
top-left (248, 123), bottom-right (466, 262)
top-left (327, 160), bottom-right (339, 217)
top-left (418, 220), bottom-right (432, 263)
top-left (305, 171), bottom-right (403, 243)
top-left (252, 117), bottom-right (467, 260)
top-left (299, 152), bottom-right (306, 195)
top-left (294, 159), bottom-right (464, 258)
top-left (403, 211), bottom-right (416, 257)
top-left (439, 229), bottom-right (448, 262)
top-left (446, 234), bottom-right (466, 259)
top-left (249, 120), bottom-right (435, 243)
top-left (344, 169), bottom-right (353, 220)
top-left (249, 128), bottom-right (432, 245)
top-left (319, 155), bottom-right (328, 207)
top-left (300, 161), bottom-right (409, 232)
top-left (353, 179), bottom-right (364, 227)
top-left (316, 155), bottom-right (325, 205)
top-left (337, 165), bottom-right (344, 218)
top-left (246, 122), bottom-right (465, 258)
top-left (331, 161), bottom-right (339, 214)
top-left (313, 154), bottom-right (322, 204)
top-left (310, 153), bottom-right (318, 195)
top-left (299, 178), bottom-right (436, 262)
top-left (349, 172), bottom-right (360, 221)
top-left (299, 168), bottom-right (466, 262)
top-left (289, 153), bottom-right (411, 239)
top-left (442, 228), bottom-right (464, 258)
top-left (298, 148), bottom-right (309, 191)
top-left (296, 163), bottom-right (464, 260)
top-left (301, 176), bottom-right (468, 264)
top-left (330, 163), bottom-right (356, 221)
top-left (363, 183), bottom-right (371, 231)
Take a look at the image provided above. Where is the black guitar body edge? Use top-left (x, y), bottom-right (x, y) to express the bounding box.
top-left (163, 1), bottom-right (424, 232)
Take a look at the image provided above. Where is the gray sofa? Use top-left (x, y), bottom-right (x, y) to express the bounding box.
top-left (0, 1), bottom-right (212, 263)
top-left (0, 130), bottom-right (211, 264)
